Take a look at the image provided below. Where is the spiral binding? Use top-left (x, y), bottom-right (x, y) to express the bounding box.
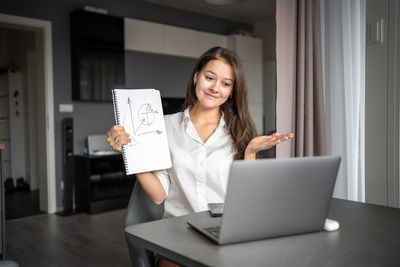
top-left (112, 89), bottom-right (130, 174)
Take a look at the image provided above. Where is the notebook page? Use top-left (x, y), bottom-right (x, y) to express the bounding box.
top-left (112, 88), bottom-right (172, 174)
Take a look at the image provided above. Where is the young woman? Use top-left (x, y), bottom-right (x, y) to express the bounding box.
top-left (107, 47), bottom-right (293, 266)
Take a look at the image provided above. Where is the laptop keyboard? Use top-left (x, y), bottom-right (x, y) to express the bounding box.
top-left (204, 226), bottom-right (220, 238)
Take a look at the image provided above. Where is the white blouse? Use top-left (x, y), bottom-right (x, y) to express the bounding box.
top-left (154, 108), bottom-right (234, 218)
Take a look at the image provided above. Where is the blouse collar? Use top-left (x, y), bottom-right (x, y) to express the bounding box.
top-left (183, 107), bottom-right (226, 128)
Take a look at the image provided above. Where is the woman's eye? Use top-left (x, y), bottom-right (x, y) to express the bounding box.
top-left (206, 76), bottom-right (213, 80)
top-left (224, 83), bottom-right (232, 87)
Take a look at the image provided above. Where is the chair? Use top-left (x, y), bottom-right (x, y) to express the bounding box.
top-left (125, 179), bottom-right (164, 267)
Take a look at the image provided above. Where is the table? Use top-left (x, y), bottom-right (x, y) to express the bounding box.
top-left (125, 198), bottom-right (400, 267)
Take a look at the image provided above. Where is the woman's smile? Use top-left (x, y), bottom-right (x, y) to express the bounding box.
top-left (203, 91), bottom-right (218, 99)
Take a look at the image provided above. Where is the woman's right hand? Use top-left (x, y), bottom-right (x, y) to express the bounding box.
top-left (106, 125), bottom-right (131, 152)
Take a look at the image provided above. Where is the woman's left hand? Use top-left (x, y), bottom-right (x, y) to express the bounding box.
top-left (244, 132), bottom-right (294, 160)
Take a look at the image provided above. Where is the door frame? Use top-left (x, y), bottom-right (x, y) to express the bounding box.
top-left (0, 13), bottom-right (56, 213)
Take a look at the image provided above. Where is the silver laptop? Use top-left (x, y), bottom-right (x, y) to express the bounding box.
top-left (187, 156), bottom-right (341, 245)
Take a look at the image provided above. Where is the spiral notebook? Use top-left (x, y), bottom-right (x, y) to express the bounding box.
top-left (112, 88), bottom-right (172, 175)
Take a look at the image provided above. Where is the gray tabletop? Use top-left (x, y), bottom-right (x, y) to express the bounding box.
top-left (125, 199), bottom-right (400, 267)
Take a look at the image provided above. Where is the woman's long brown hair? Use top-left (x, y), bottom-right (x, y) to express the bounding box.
top-left (181, 47), bottom-right (258, 159)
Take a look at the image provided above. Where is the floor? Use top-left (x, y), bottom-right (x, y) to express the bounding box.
top-left (5, 209), bottom-right (131, 267)
top-left (5, 189), bottom-right (45, 220)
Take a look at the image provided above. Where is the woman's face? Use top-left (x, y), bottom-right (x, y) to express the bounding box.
top-left (193, 59), bottom-right (234, 110)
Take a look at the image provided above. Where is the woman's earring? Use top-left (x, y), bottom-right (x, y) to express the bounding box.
top-left (193, 81), bottom-right (196, 86)
top-left (229, 94), bottom-right (232, 99)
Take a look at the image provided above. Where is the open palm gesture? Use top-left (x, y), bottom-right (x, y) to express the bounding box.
top-left (245, 132), bottom-right (294, 160)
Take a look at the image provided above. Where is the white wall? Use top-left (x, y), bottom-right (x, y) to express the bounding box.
top-left (365, 0), bottom-right (400, 207)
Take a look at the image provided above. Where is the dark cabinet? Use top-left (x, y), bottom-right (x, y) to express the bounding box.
top-left (70, 10), bottom-right (125, 102)
top-left (74, 154), bottom-right (135, 214)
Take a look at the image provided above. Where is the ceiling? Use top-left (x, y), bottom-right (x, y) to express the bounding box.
top-left (139, 0), bottom-right (276, 25)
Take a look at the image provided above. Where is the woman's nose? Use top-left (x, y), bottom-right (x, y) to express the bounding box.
top-left (209, 81), bottom-right (219, 93)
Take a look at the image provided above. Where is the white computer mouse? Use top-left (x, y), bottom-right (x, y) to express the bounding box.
top-left (323, 218), bottom-right (340, 231)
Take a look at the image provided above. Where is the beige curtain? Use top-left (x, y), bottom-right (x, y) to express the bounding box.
top-left (276, 0), bottom-right (326, 157)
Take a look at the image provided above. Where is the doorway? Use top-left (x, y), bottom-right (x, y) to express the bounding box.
top-left (0, 13), bottom-right (56, 216)
top-left (0, 27), bottom-right (43, 219)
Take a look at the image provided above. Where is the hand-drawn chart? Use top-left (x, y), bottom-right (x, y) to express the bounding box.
top-left (122, 96), bottom-right (163, 146)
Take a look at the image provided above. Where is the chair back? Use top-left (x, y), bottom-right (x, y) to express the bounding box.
top-left (125, 179), bottom-right (164, 267)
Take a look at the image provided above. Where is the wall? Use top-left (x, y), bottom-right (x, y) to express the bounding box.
top-left (254, 19), bottom-right (276, 61)
top-left (254, 18), bottom-right (276, 139)
top-left (262, 60), bottom-right (276, 135)
top-left (259, 60), bottom-right (276, 158)
top-left (0, 0), bottom-right (253, 209)
top-left (0, 29), bottom-right (7, 68)
top-left (387, 0), bottom-right (400, 207)
top-left (365, 0), bottom-right (388, 206)
top-left (366, 0), bottom-right (400, 207)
